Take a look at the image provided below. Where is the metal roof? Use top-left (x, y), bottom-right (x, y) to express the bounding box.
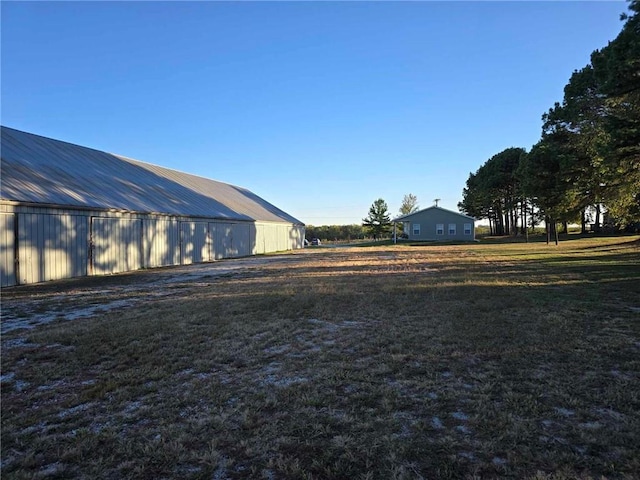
top-left (393, 205), bottom-right (475, 222)
top-left (0, 126), bottom-right (302, 225)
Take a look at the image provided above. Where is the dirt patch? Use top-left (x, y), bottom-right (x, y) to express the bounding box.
top-left (1, 254), bottom-right (301, 334)
top-left (1, 238), bottom-right (639, 479)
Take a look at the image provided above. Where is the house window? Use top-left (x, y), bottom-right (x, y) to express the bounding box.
top-left (413, 223), bottom-right (420, 235)
top-left (464, 223), bottom-right (472, 235)
top-left (448, 223), bottom-right (456, 235)
top-left (436, 224), bottom-right (444, 235)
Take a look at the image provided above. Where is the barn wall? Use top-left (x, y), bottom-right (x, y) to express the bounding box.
top-left (180, 221), bottom-right (210, 264)
top-left (0, 203), bottom-right (303, 286)
top-left (291, 225), bottom-right (305, 250)
top-left (91, 217), bottom-right (142, 275)
top-left (17, 212), bottom-right (89, 284)
top-left (144, 219), bottom-right (180, 268)
top-left (211, 222), bottom-right (253, 260)
top-left (0, 212), bottom-right (15, 287)
top-left (254, 223), bottom-right (305, 254)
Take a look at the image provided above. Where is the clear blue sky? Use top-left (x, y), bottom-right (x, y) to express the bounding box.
top-left (1, 1), bottom-right (628, 225)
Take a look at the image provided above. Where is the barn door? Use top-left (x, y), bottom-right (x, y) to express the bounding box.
top-left (180, 222), bottom-right (209, 265)
top-left (91, 217), bottom-right (142, 275)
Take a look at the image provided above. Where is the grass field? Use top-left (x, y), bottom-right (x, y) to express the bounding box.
top-left (2, 236), bottom-right (639, 479)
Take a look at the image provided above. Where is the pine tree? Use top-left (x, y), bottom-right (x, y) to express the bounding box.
top-left (362, 199), bottom-right (391, 239)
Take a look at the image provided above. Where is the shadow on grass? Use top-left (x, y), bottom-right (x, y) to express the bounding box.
top-left (2, 237), bottom-right (639, 479)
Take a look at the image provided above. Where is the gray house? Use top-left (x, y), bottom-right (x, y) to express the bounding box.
top-left (394, 206), bottom-right (475, 242)
top-left (0, 126), bottom-right (305, 287)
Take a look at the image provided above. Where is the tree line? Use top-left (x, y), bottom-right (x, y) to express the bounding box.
top-left (306, 194), bottom-right (420, 242)
top-left (458, 1), bottom-right (639, 242)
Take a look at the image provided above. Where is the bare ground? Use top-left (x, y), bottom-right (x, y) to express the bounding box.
top-left (1, 237), bottom-right (639, 479)
top-left (1, 254), bottom-right (299, 334)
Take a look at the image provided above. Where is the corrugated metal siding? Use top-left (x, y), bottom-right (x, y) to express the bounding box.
top-left (0, 126), bottom-right (306, 286)
top-left (232, 224), bottom-right (252, 258)
top-left (1, 126), bottom-right (303, 225)
top-left (17, 213), bottom-right (88, 284)
top-left (0, 213), bottom-right (15, 287)
top-left (180, 222), bottom-right (210, 265)
top-left (293, 225), bottom-right (305, 249)
top-left (254, 223), bottom-right (304, 254)
top-left (254, 224), bottom-right (267, 254)
top-left (91, 217), bottom-right (142, 275)
top-left (211, 222), bottom-right (252, 259)
top-left (144, 219), bottom-right (180, 268)
top-left (280, 225), bottom-right (291, 251)
top-left (0, 207), bottom-right (305, 286)
top-left (219, 224), bottom-right (235, 258)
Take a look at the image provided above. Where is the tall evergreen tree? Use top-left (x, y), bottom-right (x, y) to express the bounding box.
top-left (591, 0), bottom-right (640, 225)
top-left (518, 138), bottom-right (574, 244)
top-left (363, 198), bottom-right (391, 239)
top-left (541, 65), bottom-right (610, 231)
top-left (461, 1), bottom-right (640, 234)
top-left (459, 147), bottom-right (526, 235)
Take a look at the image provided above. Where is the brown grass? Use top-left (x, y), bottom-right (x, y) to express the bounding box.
top-left (1, 235), bottom-right (639, 479)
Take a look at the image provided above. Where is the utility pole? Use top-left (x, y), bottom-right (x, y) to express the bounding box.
top-left (434, 198), bottom-right (441, 207)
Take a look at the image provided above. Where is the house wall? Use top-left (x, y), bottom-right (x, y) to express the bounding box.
top-left (403, 210), bottom-right (475, 241)
top-left (0, 202), bottom-right (304, 287)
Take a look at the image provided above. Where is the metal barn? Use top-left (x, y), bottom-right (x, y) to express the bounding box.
top-left (0, 126), bottom-right (305, 287)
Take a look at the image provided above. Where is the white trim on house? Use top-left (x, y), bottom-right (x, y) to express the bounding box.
top-left (394, 205), bottom-right (476, 223)
top-left (393, 206), bottom-right (476, 242)
top-left (464, 223), bottom-right (473, 235)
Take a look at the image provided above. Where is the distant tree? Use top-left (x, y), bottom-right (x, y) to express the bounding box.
top-left (305, 224), bottom-right (365, 242)
top-left (363, 198), bottom-right (391, 239)
top-left (399, 194), bottom-right (419, 215)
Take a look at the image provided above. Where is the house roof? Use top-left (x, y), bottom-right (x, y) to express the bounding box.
top-left (393, 205), bottom-right (475, 222)
top-left (0, 126), bottom-right (303, 225)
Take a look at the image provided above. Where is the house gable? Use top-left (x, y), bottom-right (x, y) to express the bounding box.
top-left (394, 206), bottom-right (475, 241)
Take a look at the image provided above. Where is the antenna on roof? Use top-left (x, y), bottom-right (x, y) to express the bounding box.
top-left (433, 198), bottom-right (441, 207)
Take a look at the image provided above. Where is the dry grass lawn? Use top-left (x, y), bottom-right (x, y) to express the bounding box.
top-left (1, 235), bottom-right (639, 479)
